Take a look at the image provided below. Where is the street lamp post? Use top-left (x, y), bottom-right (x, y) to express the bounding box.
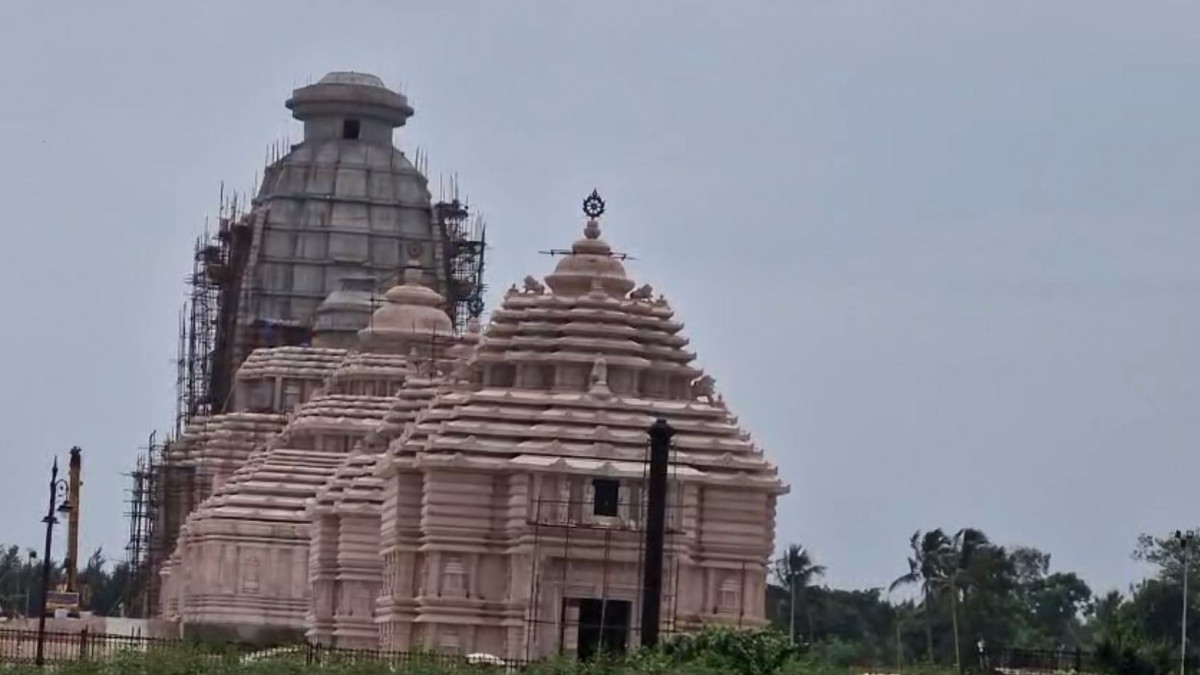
top-left (35, 458), bottom-right (71, 667)
top-left (1177, 530), bottom-right (1195, 675)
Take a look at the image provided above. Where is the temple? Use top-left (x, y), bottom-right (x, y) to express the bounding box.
top-left (127, 71), bottom-right (485, 614)
top-left (373, 198), bottom-right (786, 658)
top-left (127, 70), bottom-right (787, 657)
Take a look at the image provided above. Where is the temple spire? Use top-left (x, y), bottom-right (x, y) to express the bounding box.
top-left (543, 190), bottom-right (635, 298)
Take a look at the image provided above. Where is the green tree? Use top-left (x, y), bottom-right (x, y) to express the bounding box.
top-left (1123, 531), bottom-right (1200, 656)
top-left (0, 545), bottom-right (58, 617)
top-left (890, 529), bottom-right (952, 664)
top-left (76, 547), bottom-right (133, 615)
top-left (0, 542), bottom-right (137, 618)
top-left (934, 528), bottom-right (991, 673)
top-left (1077, 532), bottom-right (1200, 673)
top-left (772, 544), bottom-right (825, 644)
top-left (1087, 589), bottom-right (1129, 644)
top-left (1133, 531), bottom-right (1200, 581)
top-left (809, 587), bottom-right (902, 667)
top-left (1025, 572), bottom-right (1091, 648)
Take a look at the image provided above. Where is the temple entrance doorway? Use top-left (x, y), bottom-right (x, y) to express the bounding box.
top-left (576, 598), bottom-right (631, 660)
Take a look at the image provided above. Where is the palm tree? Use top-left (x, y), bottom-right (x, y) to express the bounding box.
top-left (773, 544), bottom-right (825, 644)
top-left (78, 548), bottom-right (107, 611)
top-left (891, 529), bottom-right (952, 664)
top-left (938, 528), bottom-right (991, 674)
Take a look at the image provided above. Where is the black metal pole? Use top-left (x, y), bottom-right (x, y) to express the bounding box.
top-left (640, 418), bottom-right (674, 649)
top-left (36, 459), bottom-right (60, 667)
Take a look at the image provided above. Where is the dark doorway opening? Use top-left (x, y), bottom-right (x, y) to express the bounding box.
top-left (342, 118), bottom-right (361, 139)
top-left (593, 478), bottom-right (619, 517)
top-left (577, 598), bottom-right (631, 660)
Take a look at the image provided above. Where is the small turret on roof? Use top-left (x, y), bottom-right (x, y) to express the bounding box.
top-left (312, 276), bottom-right (378, 349)
top-left (358, 260), bottom-right (454, 353)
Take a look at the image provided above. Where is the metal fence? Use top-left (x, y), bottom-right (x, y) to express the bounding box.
top-left (0, 628), bottom-right (185, 665)
top-left (304, 642), bottom-right (530, 671)
top-left (0, 629), bottom-right (530, 670)
top-left (983, 647), bottom-right (1093, 673)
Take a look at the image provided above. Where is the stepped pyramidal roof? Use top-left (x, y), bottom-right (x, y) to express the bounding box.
top-left (383, 192), bottom-right (786, 498)
top-left (162, 259), bottom-right (471, 629)
top-left (370, 192), bottom-right (786, 658)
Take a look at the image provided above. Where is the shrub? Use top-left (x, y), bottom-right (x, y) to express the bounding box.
top-left (659, 627), bottom-right (798, 675)
top-left (1093, 636), bottom-right (1172, 675)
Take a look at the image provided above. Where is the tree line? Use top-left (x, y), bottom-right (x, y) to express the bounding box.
top-left (769, 528), bottom-right (1196, 672)
top-left (0, 545), bottom-right (131, 618)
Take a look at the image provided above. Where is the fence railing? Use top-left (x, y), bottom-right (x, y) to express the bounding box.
top-left (305, 642), bottom-right (529, 670)
top-left (983, 647), bottom-right (1093, 673)
top-left (0, 628), bottom-right (189, 665)
top-left (0, 629), bottom-right (529, 670)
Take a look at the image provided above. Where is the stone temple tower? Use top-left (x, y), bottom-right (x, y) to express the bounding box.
top-left (244, 72), bottom-right (427, 329)
top-left (123, 70), bottom-right (485, 620)
top-left (190, 71), bottom-right (485, 421)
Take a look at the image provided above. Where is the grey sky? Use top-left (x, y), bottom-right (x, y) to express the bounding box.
top-left (1, 1), bottom-right (1197, 596)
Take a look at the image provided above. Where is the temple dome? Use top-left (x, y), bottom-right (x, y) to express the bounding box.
top-left (544, 218), bottom-right (636, 297)
top-left (286, 70), bottom-right (413, 128)
top-left (247, 70), bottom-right (434, 328)
top-left (317, 71), bottom-right (387, 88)
top-left (313, 275), bottom-right (377, 348)
top-left (358, 262), bottom-right (453, 349)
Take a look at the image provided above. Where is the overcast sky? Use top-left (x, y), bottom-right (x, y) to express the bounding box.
top-left (1, 1), bottom-right (1197, 596)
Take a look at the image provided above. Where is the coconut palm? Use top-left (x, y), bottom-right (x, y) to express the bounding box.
top-left (891, 529), bottom-right (952, 664)
top-left (772, 544), bottom-right (825, 644)
top-left (938, 528), bottom-right (991, 674)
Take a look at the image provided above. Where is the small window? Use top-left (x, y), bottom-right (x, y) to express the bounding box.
top-left (246, 381), bottom-right (272, 411)
top-left (487, 364), bottom-right (516, 387)
top-left (593, 478), bottom-right (619, 517)
top-left (342, 118), bottom-right (361, 139)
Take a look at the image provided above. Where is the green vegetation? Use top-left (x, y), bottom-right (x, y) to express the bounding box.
top-left (0, 546), bottom-right (129, 618)
top-left (766, 528), bottom-right (1197, 674)
top-left (1, 527), bottom-right (1197, 674)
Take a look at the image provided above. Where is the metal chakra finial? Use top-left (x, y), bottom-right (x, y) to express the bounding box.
top-left (582, 189), bottom-right (605, 219)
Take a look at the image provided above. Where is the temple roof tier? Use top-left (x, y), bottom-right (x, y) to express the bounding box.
top-left (235, 347), bottom-right (349, 380)
top-left (382, 207), bottom-right (787, 497)
top-left (312, 374), bottom-right (447, 516)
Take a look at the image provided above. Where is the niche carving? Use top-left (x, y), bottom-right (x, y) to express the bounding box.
top-left (441, 556), bottom-right (467, 597)
top-left (242, 556), bottom-right (261, 594)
